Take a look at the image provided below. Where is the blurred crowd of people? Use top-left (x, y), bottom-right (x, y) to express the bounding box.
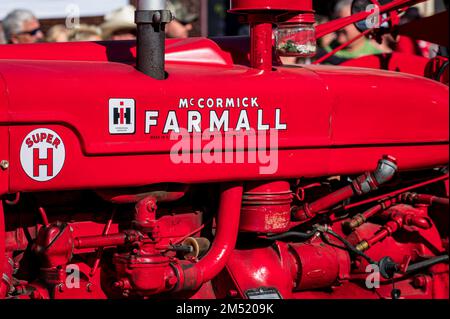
top-left (0, 0), bottom-right (197, 44)
top-left (314, 0), bottom-right (437, 64)
top-left (0, 0), bottom-right (438, 65)
top-left (282, 0), bottom-right (438, 64)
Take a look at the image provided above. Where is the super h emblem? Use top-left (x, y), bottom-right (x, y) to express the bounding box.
top-left (109, 98), bottom-right (135, 134)
top-left (20, 128), bottom-right (66, 182)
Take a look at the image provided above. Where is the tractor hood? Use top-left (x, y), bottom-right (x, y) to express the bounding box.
top-left (0, 38), bottom-right (448, 191)
top-left (0, 39), bottom-right (447, 154)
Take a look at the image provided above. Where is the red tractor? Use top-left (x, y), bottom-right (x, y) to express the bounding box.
top-left (0, 0), bottom-right (448, 299)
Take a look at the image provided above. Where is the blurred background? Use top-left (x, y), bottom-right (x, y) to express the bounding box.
top-left (0, 0), bottom-right (448, 62)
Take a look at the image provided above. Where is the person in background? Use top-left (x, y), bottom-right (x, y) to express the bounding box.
top-left (388, 7), bottom-right (436, 58)
top-left (2, 9), bottom-right (44, 44)
top-left (323, 0), bottom-right (385, 60)
top-left (0, 25), bottom-right (6, 44)
top-left (46, 24), bottom-right (70, 43)
top-left (68, 25), bottom-right (102, 42)
top-left (101, 5), bottom-right (137, 40)
top-left (166, 0), bottom-right (198, 38)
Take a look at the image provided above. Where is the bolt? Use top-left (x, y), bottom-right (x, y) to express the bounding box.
top-left (413, 275), bottom-right (427, 289)
top-left (152, 12), bottom-right (161, 23)
top-left (0, 160), bottom-right (9, 170)
top-left (57, 283), bottom-right (65, 292)
top-left (166, 276), bottom-right (178, 288)
top-left (86, 283), bottom-right (93, 292)
top-left (391, 288), bottom-right (401, 299)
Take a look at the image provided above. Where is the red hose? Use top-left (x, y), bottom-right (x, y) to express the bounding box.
top-left (413, 194), bottom-right (449, 206)
top-left (74, 233), bottom-right (127, 249)
top-left (179, 183), bottom-right (243, 290)
top-left (344, 174), bottom-right (449, 210)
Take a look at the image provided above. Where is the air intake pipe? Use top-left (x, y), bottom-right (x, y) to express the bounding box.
top-left (292, 155), bottom-right (398, 222)
top-left (136, 0), bottom-right (173, 79)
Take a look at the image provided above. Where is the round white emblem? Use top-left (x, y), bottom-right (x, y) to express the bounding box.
top-left (20, 128), bottom-right (66, 182)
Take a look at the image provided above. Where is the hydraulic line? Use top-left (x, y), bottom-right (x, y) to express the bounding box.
top-left (266, 231), bottom-right (317, 241)
top-left (292, 156), bottom-right (398, 221)
top-left (320, 227), bottom-right (377, 265)
top-left (401, 193), bottom-right (449, 206)
top-left (406, 255), bottom-right (449, 274)
top-left (342, 173), bottom-right (449, 211)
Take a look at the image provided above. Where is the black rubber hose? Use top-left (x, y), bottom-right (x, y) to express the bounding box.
top-left (406, 255), bottom-right (449, 274)
top-left (323, 228), bottom-right (378, 265)
top-left (267, 228), bottom-right (378, 265)
top-left (266, 231), bottom-right (317, 241)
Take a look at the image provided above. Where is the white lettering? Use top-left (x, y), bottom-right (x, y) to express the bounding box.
top-left (163, 111), bottom-right (180, 133)
top-left (188, 111), bottom-right (201, 133)
top-left (145, 111), bottom-right (159, 134)
top-left (235, 110), bottom-right (250, 131)
top-left (210, 110), bottom-right (229, 132)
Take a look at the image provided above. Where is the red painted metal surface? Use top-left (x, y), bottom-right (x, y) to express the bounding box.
top-left (179, 184), bottom-right (243, 291)
top-left (0, 46), bottom-right (447, 192)
top-left (0, 0), bottom-right (448, 300)
top-left (249, 15), bottom-right (274, 71)
top-left (240, 181), bottom-right (292, 233)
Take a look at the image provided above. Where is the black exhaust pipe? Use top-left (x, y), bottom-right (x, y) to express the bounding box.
top-left (136, 0), bottom-right (173, 79)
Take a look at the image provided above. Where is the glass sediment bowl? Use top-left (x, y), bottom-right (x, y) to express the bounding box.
top-left (275, 14), bottom-right (316, 57)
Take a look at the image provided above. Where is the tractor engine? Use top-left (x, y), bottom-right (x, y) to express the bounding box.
top-left (1, 158), bottom-right (448, 299)
top-left (0, 0), bottom-right (448, 300)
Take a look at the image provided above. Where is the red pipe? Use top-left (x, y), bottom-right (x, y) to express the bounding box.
top-left (357, 205), bottom-right (432, 251)
top-left (314, 28), bottom-right (372, 65)
top-left (343, 198), bottom-right (397, 231)
top-left (309, 186), bottom-right (354, 214)
top-left (409, 194), bottom-right (449, 206)
top-left (293, 156), bottom-right (397, 221)
top-left (90, 210), bottom-right (116, 276)
top-left (344, 174), bottom-right (449, 210)
top-left (38, 207), bottom-right (49, 227)
top-left (74, 233), bottom-right (127, 249)
top-left (249, 14), bottom-right (273, 71)
top-left (178, 183), bottom-right (243, 290)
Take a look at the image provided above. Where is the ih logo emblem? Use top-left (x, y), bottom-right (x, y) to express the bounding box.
top-left (109, 98), bottom-right (135, 134)
top-left (20, 128), bottom-right (66, 182)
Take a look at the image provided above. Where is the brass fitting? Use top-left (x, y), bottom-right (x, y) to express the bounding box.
top-left (356, 240), bottom-right (369, 252)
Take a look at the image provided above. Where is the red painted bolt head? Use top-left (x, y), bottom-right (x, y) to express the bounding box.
top-left (413, 275), bottom-right (427, 289)
top-left (166, 276), bottom-right (178, 288)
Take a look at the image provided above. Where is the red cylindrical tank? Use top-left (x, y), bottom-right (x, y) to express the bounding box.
top-left (289, 242), bottom-right (350, 291)
top-left (240, 181), bottom-right (293, 233)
